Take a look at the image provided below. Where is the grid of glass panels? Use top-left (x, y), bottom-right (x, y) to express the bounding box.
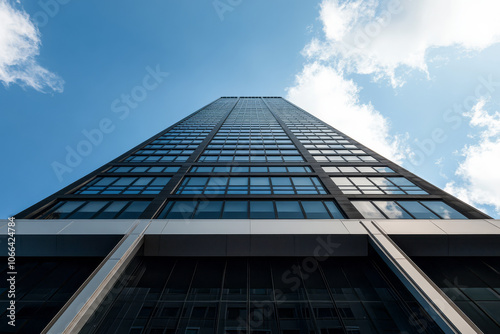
top-left (39, 200), bottom-right (151, 219)
top-left (413, 257), bottom-right (500, 333)
top-left (199, 99), bottom-right (304, 162)
top-left (107, 166), bottom-right (180, 173)
top-left (314, 155), bottom-right (377, 163)
top-left (265, 98), bottom-right (377, 162)
top-left (331, 176), bottom-right (427, 195)
top-left (190, 166), bottom-right (312, 173)
top-left (74, 176), bottom-right (171, 195)
top-left (125, 98), bottom-right (236, 162)
top-left (159, 200), bottom-right (345, 219)
top-left (322, 166), bottom-right (394, 174)
top-left (176, 176), bottom-right (327, 195)
top-left (80, 256), bottom-right (444, 334)
top-left (352, 200), bottom-right (467, 219)
top-left (0, 257), bottom-right (104, 334)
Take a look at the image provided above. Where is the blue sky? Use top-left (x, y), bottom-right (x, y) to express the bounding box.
top-left (1, 0), bottom-right (500, 218)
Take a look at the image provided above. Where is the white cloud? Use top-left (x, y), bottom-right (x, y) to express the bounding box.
top-left (445, 99), bottom-right (500, 215)
top-left (305, 0), bottom-right (500, 87)
top-left (287, 0), bottom-right (500, 166)
top-left (286, 62), bottom-right (408, 163)
top-left (0, 0), bottom-right (63, 93)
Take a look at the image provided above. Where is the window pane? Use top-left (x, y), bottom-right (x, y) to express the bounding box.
top-left (167, 201), bottom-right (196, 219)
top-left (95, 177), bottom-right (117, 186)
top-left (232, 167), bottom-right (249, 173)
top-left (338, 167), bottom-right (357, 173)
top-left (322, 167), bottom-right (339, 173)
top-left (70, 201), bottom-right (107, 219)
top-left (151, 177), bottom-right (171, 186)
top-left (331, 177), bottom-right (352, 186)
top-left (95, 201), bottom-right (128, 219)
top-left (356, 167), bottom-right (375, 173)
top-left (373, 201), bottom-right (412, 219)
top-left (291, 177), bottom-right (313, 186)
top-left (420, 201), bottom-right (467, 219)
top-left (352, 201), bottom-right (385, 219)
top-left (324, 202), bottom-right (345, 219)
top-left (46, 201), bottom-right (85, 219)
top-left (207, 177), bottom-right (228, 186)
top-left (133, 177), bottom-right (154, 186)
top-left (269, 167), bottom-right (287, 173)
top-left (387, 177), bottom-right (415, 186)
top-left (197, 167), bottom-right (213, 173)
top-left (397, 201), bottom-right (439, 219)
top-left (79, 201), bottom-right (107, 212)
top-left (56, 201), bottom-right (85, 213)
top-left (374, 167), bottom-right (394, 173)
top-left (115, 167), bottom-right (132, 172)
top-left (222, 201), bottom-right (248, 219)
top-left (214, 167), bottom-right (230, 172)
top-left (250, 167), bottom-right (268, 172)
top-left (270, 177), bottom-right (292, 186)
top-left (302, 201), bottom-right (330, 219)
top-left (194, 201), bottom-right (223, 219)
top-left (276, 201), bottom-right (304, 219)
top-left (187, 177), bottom-right (208, 186)
top-left (350, 177), bottom-right (372, 186)
top-left (118, 202), bottom-right (150, 219)
top-left (229, 177), bottom-right (248, 186)
top-left (250, 201), bottom-right (275, 219)
top-left (114, 177), bottom-right (136, 186)
top-left (288, 167), bottom-right (305, 173)
top-left (250, 177), bottom-right (269, 186)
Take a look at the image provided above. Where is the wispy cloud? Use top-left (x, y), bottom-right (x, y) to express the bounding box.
top-left (445, 98), bottom-right (500, 215)
top-left (0, 0), bottom-right (64, 93)
top-left (287, 0), bottom-right (500, 166)
top-left (305, 0), bottom-right (500, 87)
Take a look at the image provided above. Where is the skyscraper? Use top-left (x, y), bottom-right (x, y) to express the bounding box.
top-left (4, 97), bottom-right (500, 333)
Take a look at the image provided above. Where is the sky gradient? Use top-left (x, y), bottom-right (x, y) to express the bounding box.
top-left (1, 0), bottom-right (500, 218)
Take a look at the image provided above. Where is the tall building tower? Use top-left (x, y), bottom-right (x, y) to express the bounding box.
top-left (4, 97), bottom-right (500, 334)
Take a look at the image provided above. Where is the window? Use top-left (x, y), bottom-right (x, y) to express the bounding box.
top-left (189, 166), bottom-right (312, 173)
top-left (40, 200), bottom-right (151, 219)
top-left (74, 176), bottom-right (171, 195)
top-left (176, 177), bottom-right (327, 195)
top-left (322, 166), bottom-right (394, 174)
top-left (315, 155), bottom-right (377, 162)
top-left (108, 166), bottom-right (180, 173)
top-left (331, 177), bottom-right (427, 195)
top-left (158, 200), bottom-right (345, 219)
top-left (352, 200), bottom-right (467, 219)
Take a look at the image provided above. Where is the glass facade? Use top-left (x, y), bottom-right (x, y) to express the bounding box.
top-left (81, 255), bottom-right (444, 334)
top-left (413, 257), bottom-right (500, 333)
top-left (25, 96), bottom-right (478, 221)
top-left (158, 200), bottom-right (345, 219)
top-left (15, 97), bottom-right (493, 333)
top-left (0, 257), bottom-right (103, 333)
